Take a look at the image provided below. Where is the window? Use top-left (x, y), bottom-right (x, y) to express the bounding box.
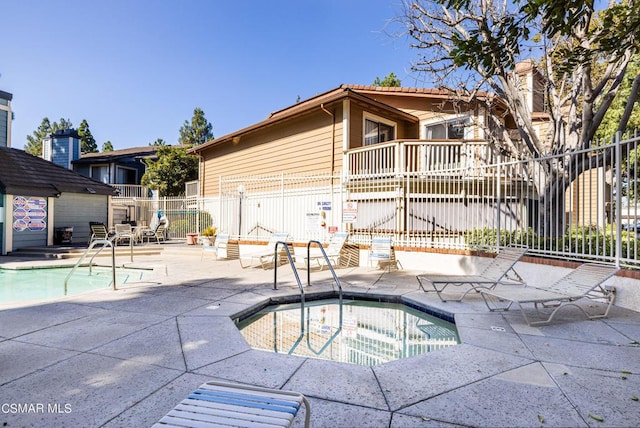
top-left (90, 165), bottom-right (109, 183)
top-left (425, 117), bottom-right (472, 140)
top-left (116, 166), bottom-right (137, 184)
top-left (364, 116), bottom-right (395, 146)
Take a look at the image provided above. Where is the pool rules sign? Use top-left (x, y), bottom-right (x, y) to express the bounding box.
top-left (13, 196), bottom-right (47, 232)
top-left (342, 201), bottom-right (358, 224)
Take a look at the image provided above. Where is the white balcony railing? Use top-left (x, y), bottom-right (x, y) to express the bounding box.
top-left (345, 140), bottom-right (504, 177)
top-left (112, 184), bottom-right (151, 199)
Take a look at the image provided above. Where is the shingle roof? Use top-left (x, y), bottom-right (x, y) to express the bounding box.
top-left (0, 90), bottom-right (12, 101)
top-left (341, 84), bottom-right (496, 102)
top-left (342, 84), bottom-right (458, 96)
top-left (190, 85), bottom-right (420, 153)
top-left (73, 146), bottom-right (159, 164)
top-left (0, 146), bottom-right (118, 197)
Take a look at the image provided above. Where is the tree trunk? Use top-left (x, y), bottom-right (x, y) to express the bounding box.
top-left (538, 179), bottom-right (567, 238)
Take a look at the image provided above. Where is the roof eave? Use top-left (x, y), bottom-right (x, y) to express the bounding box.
top-left (189, 87), bottom-right (419, 154)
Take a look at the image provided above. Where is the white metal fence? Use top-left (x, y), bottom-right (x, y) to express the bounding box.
top-left (114, 133), bottom-right (640, 268)
top-left (218, 174), bottom-right (343, 243)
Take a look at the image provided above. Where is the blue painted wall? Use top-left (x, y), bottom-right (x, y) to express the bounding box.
top-left (50, 136), bottom-right (81, 168)
top-left (0, 110), bottom-right (7, 148)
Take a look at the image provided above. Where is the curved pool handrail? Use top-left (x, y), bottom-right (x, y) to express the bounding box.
top-left (272, 241), bottom-right (306, 355)
top-left (304, 240), bottom-right (345, 355)
top-left (64, 239), bottom-right (116, 295)
top-left (306, 240), bottom-right (343, 296)
top-left (274, 240), bottom-right (345, 356)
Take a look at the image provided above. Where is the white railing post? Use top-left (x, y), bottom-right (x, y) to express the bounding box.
top-left (281, 172), bottom-right (285, 233)
top-left (496, 154), bottom-right (502, 251)
top-left (615, 131), bottom-right (622, 267)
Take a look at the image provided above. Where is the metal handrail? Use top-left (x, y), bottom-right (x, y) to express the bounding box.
top-left (64, 239), bottom-right (117, 295)
top-left (89, 234), bottom-right (133, 274)
top-left (272, 241), bottom-right (346, 355)
top-left (306, 240), bottom-right (343, 295)
top-left (272, 241), bottom-right (306, 354)
top-left (304, 240), bottom-right (343, 355)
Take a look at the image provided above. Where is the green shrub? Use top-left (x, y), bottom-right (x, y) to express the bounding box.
top-left (164, 210), bottom-right (214, 237)
top-left (464, 226), bottom-right (639, 260)
top-left (463, 228), bottom-right (535, 249)
top-left (170, 220), bottom-right (190, 236)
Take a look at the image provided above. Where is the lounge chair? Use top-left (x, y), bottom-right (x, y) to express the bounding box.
top-left (142, 218), bottom-right (168, 244)
top-left (201, 233), bottom-right (231, 260)
top-left (114, 223), bottom-right (135, 246)
top-left (239, 232), bottom-right (291, 269)
top-left (368, 236), bottom-right (402, 271)
top-left (480, 263), bottom-right (619, 326)
top-left (416, 246), bottom-right (526, 301)
top-left (153, 380), bottom-right (310, 428)
top-left (89, 222), bottom-right (115, 243)
top-left (304, 231), bottom-right (350, 270)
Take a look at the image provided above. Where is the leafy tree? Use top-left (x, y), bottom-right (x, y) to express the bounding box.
top-left (597, 55), bottom-right (640, 203)
top-left (141, 145), bottom-right (198, 196)
top-left (595, 55), bottom-right (640, 141)
top-left (150, 138), bottom-right (167, 146)
top-left (397, 0), bottom-right (640, 236)
top-left (102, 141), bottom-right (114, 152)
top-left (24, 117), bottom-right (74, 156)
top-left (179, 107), bottom-right (213, 146)
top-left (77, 119), bottom-right (98, 153)
top-left (373, 72), bottom-right (402, 87)
top-left (25, 118), bottom-right (52, 155)
top-left (54, 118), bottom-right (73, 133)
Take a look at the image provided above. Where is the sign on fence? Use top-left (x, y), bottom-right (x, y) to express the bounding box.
top-left (305, 212), bottom-right (322, 232)
top-left (317, 201), bottom-right (332, 211)
top-left (343, 201), bottom-right (358, 223)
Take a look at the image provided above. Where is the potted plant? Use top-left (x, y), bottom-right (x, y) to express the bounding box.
top-left (200, 226), bottom-right (217, 245)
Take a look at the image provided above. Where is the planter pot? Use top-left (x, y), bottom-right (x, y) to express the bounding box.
top-left (186, 233), bottom-right (199, 245)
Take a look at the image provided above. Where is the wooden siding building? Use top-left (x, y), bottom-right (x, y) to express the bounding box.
top-left (189, 84), bottom-right (519, 193)
top-left (188, 77), bottom-right (575, 241)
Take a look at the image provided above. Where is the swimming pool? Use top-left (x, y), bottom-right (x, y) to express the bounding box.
top-left (237, 298), bottom-right (459, 366)
top-left (0, 266), bottom-right (142, 304)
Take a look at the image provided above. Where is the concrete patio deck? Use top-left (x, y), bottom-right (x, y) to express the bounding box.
top-left (1, 245), bottom-right (639, 427)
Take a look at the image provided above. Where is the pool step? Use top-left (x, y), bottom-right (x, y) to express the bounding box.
top-left (7, 245), bottom-right (164, 259)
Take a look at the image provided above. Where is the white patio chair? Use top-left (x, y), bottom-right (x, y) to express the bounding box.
top-left (239, 232), bottom-right (291, 269)
top-left (480, 263), bottom-right (618, 326)
top-left (416, 246), bottom-right (526, 301)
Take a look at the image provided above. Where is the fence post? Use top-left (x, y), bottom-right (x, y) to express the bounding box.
top-left (395, 142), bottom-right (402, 174)
top-left (615, 131), bottom-right (622, 268)
top-left (281, 172), bottom-right (285, 233)
top-left (218, 176), bottom-right (223, 236)
top-left (496, 154), bottom-right (502, 251)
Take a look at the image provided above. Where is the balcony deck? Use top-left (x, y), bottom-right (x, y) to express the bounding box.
top-left (345, 139), bottom-right (516, 178)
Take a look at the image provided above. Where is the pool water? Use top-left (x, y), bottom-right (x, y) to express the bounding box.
top-left (0, 267), bottom-right (141, 304)
top-left (237, 298), bottom-right (459, 366)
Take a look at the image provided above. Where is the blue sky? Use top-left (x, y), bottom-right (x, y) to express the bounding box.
top-left (2, 1), bottom-right (421, 151)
